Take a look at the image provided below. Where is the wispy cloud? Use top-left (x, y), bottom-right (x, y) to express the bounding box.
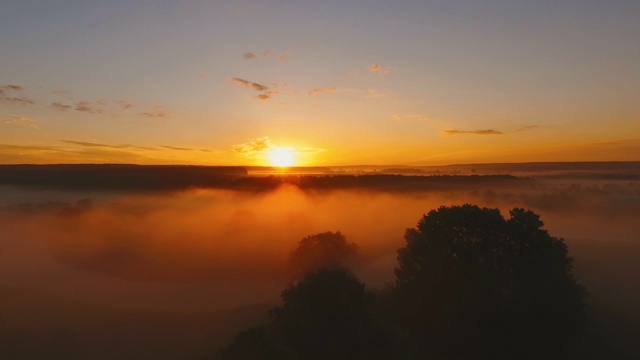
top-left (3, 85), bottom-right (148, 117)
top-left (1, 85), bottom-right (24, 91)
top-left (445, 129), bottom-right (504, 135)
top-left (138, 106), bottom-right (169, 120)
top-left (51, 102), bottom-right (72, 112)
top-left (0, 85), bottom-right (34, 106)
top-left (232, 77), bottom-right (269, 92)
top-left (0, 97), bottom-right (35, 106)
top-left (1, 115), bottom-right (39, 129)
top-left (233, 136), bottom-right (273, 156)
top-left (62, 140), bottom-right (211, 153)
top-left (253, 94), bottom-right (271, 101)
top-left (161, 145), bottom-right (213, 153)
top-left (115, 100), bottom-right (134, 110)
top-left (242, 50), bottom-right (291, 62)
top-left (277, 53), bottom-right (290, 62)
top-left (75, 101), bottom-right (103, 114)
top-left (138, 111), bottom-right (168, 119)
top-left (369, 63), bottom-right (390, 76)
top-left (243, 52), bottom-right (257, 60)
top-left (231, 77), bottom-right (276, 101)
top-left (308, 87), bottom-right (338, 96)
top-left (62, 140), bottom-right (143, 149)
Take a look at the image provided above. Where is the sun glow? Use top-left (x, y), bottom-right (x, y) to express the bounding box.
top-left (268, 147), bottom-right (296, 167)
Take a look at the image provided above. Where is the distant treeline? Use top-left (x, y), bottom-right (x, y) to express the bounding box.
top-left (0, 164), bottom-right (248, 191)
top-left (0, 164), bottom-right (528, 191)
top-left (419, 161), bottom-right (640, 173)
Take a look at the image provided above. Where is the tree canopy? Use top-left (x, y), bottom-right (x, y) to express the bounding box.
top-left (395, 204), bottom-right (587, 358)
top-left (219, 206), bottom-right (590, 359)
top-left (287, 231), bottom-right (357, 280)
top-left (218, 267), bottom-right (394, 360)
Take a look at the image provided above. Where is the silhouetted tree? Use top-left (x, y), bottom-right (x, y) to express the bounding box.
top-left (272, 267), bottom-right (396, 359)
top-left (394, 204), bottom-right (587, 359)
top-left (287, 231), bottom-right (357, 280)
top-left (218, 267), bottom-right (396, 360)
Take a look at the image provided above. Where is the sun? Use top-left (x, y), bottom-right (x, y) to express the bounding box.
top-left (268, 147), bottom-right (296, 167)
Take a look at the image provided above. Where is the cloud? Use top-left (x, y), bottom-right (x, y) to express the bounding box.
top-left (51, 102), bottom-right (72, 112)
top-left (138, 106), bottom-right (169, 120)
top-left (61, 140), bottom-right (218, 154)
top-left (62, 140), bottom-right (138, 149)
top-left (232, 77), bottom-right (269, 92)
top-left (0, 85), bottom-right (34, 106)
top-left (74, 101), bottom-right (103, 114)
top-left (308, 87), bottom-right (338, 96)
top-left (1, 85), bottom-right (24, 91)
top-left (138, 111), bottom-right (168, 119)
top-left (254, 93), bottom-right (273, 101)
top-left (242, 50), bottom-right (289, 62)
top-left (369, 63), bottom-right (390, 76)
top-left (445, 129), bottom-right (504, 135)
top-left (392, 114), bottom-right (429, 122)
top-left (233, 136), bottom-right (273, 156)
top-left (277, 53), bottom-right (289, 62)
top-left (161, 145), bottom-right (213, 153)
top-left (0, 97), bottom-right (34, 106)
top-left (115, 100), bottom-right (134, 110)
top-left (232, 77), bottom-right (276, 101)
top-left (1, 115), bottom-right (39, 129)
top-left (243, 52), bottom-right (257, 60)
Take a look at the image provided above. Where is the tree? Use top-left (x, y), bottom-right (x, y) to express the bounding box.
top-left (272, 267), bottom-right (391, 359)
top-left (218, 267), bottom-right (396, 360)
top-left (216, 326), bottom-right (284, 360)
top-left (287, 231), bottom-right (357, 280)
top-left (394, 204), bottom-right (587, 358)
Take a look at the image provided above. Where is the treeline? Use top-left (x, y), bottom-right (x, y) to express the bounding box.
top-left (0, 164), bottom-right (526, 191)
top-left (0, 164), bottom-right (247, 190)
top-left (216, 205), bottom-right (628, 360)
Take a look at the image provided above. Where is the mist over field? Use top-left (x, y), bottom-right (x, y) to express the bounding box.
top-left (1, 172), bottom-right (639, 358)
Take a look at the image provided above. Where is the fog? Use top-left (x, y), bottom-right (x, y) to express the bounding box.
top-left (1, 178), bottom-right (638, 358)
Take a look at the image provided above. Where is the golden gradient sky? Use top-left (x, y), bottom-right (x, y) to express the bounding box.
top-left (1, 1), bottom-right (639, 166)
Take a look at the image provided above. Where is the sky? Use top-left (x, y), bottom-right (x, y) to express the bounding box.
top-left (1, 0), bottom-right (639, 166)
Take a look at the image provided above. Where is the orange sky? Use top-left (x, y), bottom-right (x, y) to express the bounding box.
top-left (1, 1), bottom-right (639, 166)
